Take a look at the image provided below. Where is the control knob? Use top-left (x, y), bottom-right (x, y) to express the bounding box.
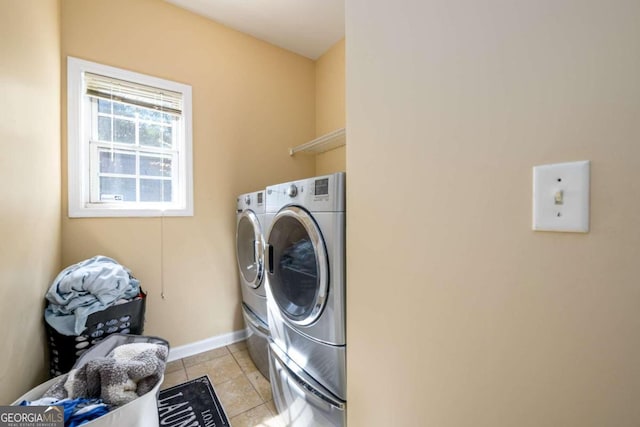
top-left (286, 184), bottom-right (298, 197)
top-left (244, 195), bottom-right (251, 205)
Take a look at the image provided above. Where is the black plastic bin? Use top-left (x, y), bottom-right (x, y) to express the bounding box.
top-left (45, 291), bottom-right (147, 377)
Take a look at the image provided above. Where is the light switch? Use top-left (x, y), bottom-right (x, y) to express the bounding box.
top-left (532, 160), bottom-right (590, 232)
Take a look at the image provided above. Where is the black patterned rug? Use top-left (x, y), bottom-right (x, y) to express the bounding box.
top-left (158, 376), bottom-right (230, 426)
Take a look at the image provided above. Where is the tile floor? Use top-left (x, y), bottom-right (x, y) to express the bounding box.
top-left (161, 341), bottom-right (284, 427)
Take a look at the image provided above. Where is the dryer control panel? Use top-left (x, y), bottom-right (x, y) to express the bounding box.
top-left (266, 172), bottom-right (345, 213)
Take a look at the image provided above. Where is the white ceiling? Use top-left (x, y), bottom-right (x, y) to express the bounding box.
top-left (164, 0), bottom-right (345, 60)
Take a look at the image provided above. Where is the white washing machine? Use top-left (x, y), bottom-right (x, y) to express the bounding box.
top-left (265, 172), bottom-right (346, 425)
top-left (236, 190), bottom-right (270, 379)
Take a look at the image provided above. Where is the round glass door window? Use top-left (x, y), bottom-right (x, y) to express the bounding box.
top-left (268, 207), bottom-right (328, 324)
top-left (236, 211), bottom-right (263, 288)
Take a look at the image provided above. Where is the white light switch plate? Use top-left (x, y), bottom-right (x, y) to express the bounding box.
top-left (532, 160), bottom-right (590, 232)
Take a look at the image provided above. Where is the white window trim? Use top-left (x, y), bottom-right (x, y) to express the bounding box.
top-left (67, 56), bottom-right (193, 218)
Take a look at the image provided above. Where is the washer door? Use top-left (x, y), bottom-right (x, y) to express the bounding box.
top-left (267, 206), bottom-right (328, 326)
top-left (236, 210), bottom-right (265, 289)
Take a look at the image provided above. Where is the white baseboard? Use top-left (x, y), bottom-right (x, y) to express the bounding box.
top-left (167, 328), bottom-right (249, 362)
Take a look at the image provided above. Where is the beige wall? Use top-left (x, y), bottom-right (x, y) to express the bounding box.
top-left (61, 0), bottom-right (316, 347)
top-left (347, 0), bottom-right (640, 426)
top-left (0, 0), bottom-right (61, 403)
top-left (315, 39), bottom-right (346, 175)
top-left (315, 145), bottom-right (346, 176)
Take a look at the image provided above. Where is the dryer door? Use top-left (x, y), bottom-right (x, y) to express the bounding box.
top-left (267, 206), bottom-right (329, 326)
top-left (236, 210), bottom-right (265, 289)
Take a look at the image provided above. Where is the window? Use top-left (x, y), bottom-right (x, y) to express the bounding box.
top-left (67, 57), bottom-right (193, 217)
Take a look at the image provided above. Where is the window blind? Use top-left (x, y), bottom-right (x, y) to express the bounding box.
top-left (84, 72), bottom-right (183, 115)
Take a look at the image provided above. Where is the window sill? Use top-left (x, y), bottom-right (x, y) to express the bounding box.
top-left (68, 205), bottom-right (193, 218)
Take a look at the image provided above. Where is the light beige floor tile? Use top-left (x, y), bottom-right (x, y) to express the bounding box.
top-left (263, 414), bottom-right (287, 427)
top-left (215, 375), bottom-right (263, 418)
top-left (246, 370), bottom-right (272, 402)
top-left (229, 404), bottom-right (277, 427)
top-left (232, 349), bottom-right (259, 374)
top-left (160, 368), bottom-right (187, 390)
top-left (227, 340), bottom-right (247, 353)
top-left (265, 400), bottom-right (277, 416)
top-left (164, 359), bottom-right (184, 374)
top-left (182, 347), bottom-right (230, 368)
top-left (173, 346), bottom-right (283, 426)
top-left (262, 401), bottom-right (287, 427)
top-left (185, 354), bottom-right (244, 385)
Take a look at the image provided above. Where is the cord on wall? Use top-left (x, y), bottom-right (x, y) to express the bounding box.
top-left (159, 92), bottom-right (167, 300)
top-left (160, 213), bottom-right (165, 299)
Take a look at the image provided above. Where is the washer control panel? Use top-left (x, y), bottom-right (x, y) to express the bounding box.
top-left (237, 190), bottom-right (265, 213)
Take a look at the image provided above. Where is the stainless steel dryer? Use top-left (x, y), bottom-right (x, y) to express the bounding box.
top-left (265, 172), bottom-right (346, 426)
top-left (236, 190), bottom-right (270, 379)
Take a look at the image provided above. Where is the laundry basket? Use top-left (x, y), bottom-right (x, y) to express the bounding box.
top-left (13, 334), bottom-right (169, 427)
top-left (46, 291), bottom-right (147, 377)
